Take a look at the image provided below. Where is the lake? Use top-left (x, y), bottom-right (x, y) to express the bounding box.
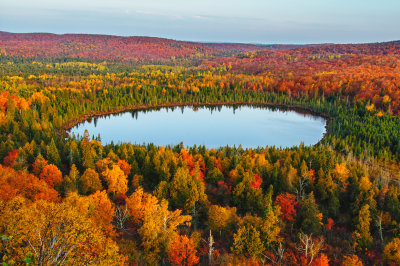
top-left (68, 105), bottom-right (327, 148)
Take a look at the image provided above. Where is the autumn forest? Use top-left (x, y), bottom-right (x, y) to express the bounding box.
top-left (0, 31), bottom-right (400, 265)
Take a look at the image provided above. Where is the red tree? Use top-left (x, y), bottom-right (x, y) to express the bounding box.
top-left (117, 159), bottom-right (132, 176)
top-left (0, 165), bottom-right (59, 201)
top-left (39, 164), bottom-right (63, 188)
top-left (325, 218), bottom-right (335, 231)
top-left (275, 193), bottom-right (298, 222)
top-left (3, 149), bottom-right (19, 166)
top-left (312, 253), bottom-right (329, 266)
top-left (168, 235), bottom-right (199, 266)
top-left (250, 173), bottom-right (262, 189)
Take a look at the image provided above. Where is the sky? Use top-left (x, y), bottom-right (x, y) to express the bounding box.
top-left (0, 0), bottom-right (399, 44)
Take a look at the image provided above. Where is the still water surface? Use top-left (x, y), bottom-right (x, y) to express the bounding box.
top-left (69, 105), bottom-right (327, 148)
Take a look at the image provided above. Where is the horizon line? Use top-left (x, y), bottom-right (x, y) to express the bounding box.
top-left (1, 30), bottom-right (398, 46)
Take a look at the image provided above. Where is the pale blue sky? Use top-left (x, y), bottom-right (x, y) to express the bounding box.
top-left (0, 0), bottom-right (399, 44)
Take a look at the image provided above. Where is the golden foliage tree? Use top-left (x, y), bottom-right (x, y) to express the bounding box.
top-left (0, 197), bottom-right (125, 265)
top-left (65, 190), bottom-right (116, 238)
top-left (80, 168), bottom-right (103, 195)
top-left (64, 164), bottom-right (80, 193)
top-left (341, 254), bottom-right (363, 266)
top-left (383, 238), bottom-right (400, 264)
top-left (102, 165), bottom-right (128, 195)
top-left (207, 204), bottom-right (237, 233)
top-left (126, 187), bottom-right (191, 263)
top-left (126, 187), bottom-right (159, 225)
top-left (353, 204), bottom-right (373, 251)
top-left (232, 225), bottom-right (265, 259)
top-left (332, 162), bottom-right (350, 190)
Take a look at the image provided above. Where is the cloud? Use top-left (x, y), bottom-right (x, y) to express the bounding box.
top-left (192, 15), bottom-right (209, 20)
top-left (135, 10), bottom-right (182, 20)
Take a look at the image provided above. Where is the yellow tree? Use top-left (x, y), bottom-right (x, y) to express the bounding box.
top-left (231, 225), bottom-right (265, 259)
top-left (383, 238), bottom-right (400, 264)
top-left (96, 157), bottom-right (113, 173)
top-left (64, 164), bottom-right (80, 193)
top-left (87, 190), bottom-right (117, 238)
top-left (353, 176), bottom-right (378, 216)
top-left (207, 204), bottom-right (237, 234)
top-left (126, 187), bottom-right (159, 225)
top-left (341, 254), bottom-right (363, 266)
top-left (126, 187), bottom-right (191, 263)
top-left (138, 199), bottom-right (191, 263)
top-left (353, 204), bottom-right (372, 251)
top-left (102, 164), bottom-right (128, 195)
top-left (80, 168), bottom-right (103, 194)
top-left (332, 162), bottom-right (349, 190)
top-left (0, 197), bottom-right (125, 265)
top-left (65, 191), bottom-right (116, 238)
top-left (239, 209), bottom-right (281, 251)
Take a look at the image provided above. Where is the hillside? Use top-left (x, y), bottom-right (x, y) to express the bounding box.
top-left (0, 31), bottom-right (295, 61)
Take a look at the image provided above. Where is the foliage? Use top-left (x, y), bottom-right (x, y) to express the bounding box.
top-left (0, 197), bottom-right (125, 265)
top-left (383, 238), bottom-right (400, 264)
top-left (231, 225), bottom-right (265, 258)
top-left (341, 254), bottom-right (363, 266)
top-left (353, 204), bottom-right (373, 251)
top-left (168, 235), bottom-right (199, 266)
top-left (0, 33), bottom-right (399, 264)
top-left (39, 164), bottom-right (63, 188)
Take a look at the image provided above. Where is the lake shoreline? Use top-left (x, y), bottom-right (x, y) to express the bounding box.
top-left (61, 101), bottom-right (331, 147)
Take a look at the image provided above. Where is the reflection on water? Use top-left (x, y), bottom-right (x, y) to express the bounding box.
top-left (69, 105), bottom-right (327, 148)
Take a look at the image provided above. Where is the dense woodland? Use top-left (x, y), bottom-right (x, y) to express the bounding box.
top-left (0, 32), bottom-right (400, 265)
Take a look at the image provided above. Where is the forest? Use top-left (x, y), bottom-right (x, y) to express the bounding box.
top-left (0, 32), bottom-right (400, 265)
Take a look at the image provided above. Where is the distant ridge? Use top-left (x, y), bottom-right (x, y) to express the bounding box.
top-left (0, 31), bottom-right (398, 61)
top-left (0, 31), bottom-right (302, 61)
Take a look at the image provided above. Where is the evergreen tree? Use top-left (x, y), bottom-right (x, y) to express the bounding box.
top-left (46, 138), bottom-right (61, 167)
top-left (296, 192), bottom-right (322, 235)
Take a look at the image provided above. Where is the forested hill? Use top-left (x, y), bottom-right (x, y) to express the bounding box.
top-left (0, 31), bottom-right (300, 61)
top-left (298, 40), bottom-right (400, 55)
top-left (1, 31), bottom-right (399, 62)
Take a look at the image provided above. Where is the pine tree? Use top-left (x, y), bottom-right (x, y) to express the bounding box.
top-left (296, 192), bottom-right (322, 235)
top-left (316, 173), bottom-right (340, 217)
top-left (81, 130), bottom-right (95, 169)
top-left (46, 138), bottom-right (61, 167)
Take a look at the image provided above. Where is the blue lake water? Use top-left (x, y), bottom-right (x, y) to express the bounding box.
top-left (69, 105), bottom-right (327, 148)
